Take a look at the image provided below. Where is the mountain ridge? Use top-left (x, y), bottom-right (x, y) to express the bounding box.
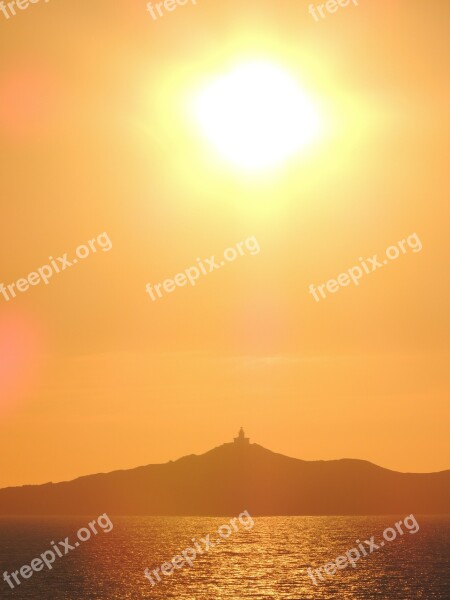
top-left (1, 439), bottom-right (448, 516)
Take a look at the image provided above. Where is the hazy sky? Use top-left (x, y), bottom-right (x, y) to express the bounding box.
top-left (0, 0), bottom-right (449, 487)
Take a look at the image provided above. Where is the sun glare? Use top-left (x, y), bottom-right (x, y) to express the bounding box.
top-left (192, 61), bottom-right (322, 172)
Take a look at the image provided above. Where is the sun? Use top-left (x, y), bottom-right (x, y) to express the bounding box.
top-left (191, 60), bottom-right (322, 172)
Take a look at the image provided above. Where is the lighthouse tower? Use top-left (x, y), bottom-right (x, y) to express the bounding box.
top-left (234, 427), bottom-right (250, 445)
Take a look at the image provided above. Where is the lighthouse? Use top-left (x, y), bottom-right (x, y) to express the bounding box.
top-left (234, 427), bottom-right (250, 445)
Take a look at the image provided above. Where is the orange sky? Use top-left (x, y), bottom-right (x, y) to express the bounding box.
top-left (0, 0), bottom-right (449, 488)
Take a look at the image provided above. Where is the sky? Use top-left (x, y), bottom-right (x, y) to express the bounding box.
top-left (0, 0), bottom-right (449, 488)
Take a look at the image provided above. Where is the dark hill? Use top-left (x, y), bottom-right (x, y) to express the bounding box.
top-left (0, 442), bottom-right (448, 515)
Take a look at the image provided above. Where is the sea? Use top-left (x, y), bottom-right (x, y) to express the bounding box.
top-left (0, 516), bottom-right (449, 599)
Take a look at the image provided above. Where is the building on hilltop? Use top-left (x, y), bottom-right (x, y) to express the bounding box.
top-left (234, 427), bottom-right (250, 445)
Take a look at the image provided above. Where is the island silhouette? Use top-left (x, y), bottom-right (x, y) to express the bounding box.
top-left (0, 430), bottom-right (448, 516)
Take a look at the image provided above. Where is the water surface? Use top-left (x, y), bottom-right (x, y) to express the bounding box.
top-left (1, 516), bottom-right (448, 599)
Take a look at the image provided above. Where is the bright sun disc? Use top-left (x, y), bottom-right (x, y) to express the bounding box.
top-left (192, 61), bottom-right (322, 172)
